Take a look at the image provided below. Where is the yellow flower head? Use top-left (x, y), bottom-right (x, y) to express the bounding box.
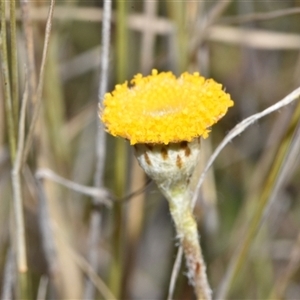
top-left (101, 70), bottom-right (233, 145)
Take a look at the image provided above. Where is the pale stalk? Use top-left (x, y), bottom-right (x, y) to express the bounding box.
top-left (134, 139), bottom-right (211, 300)
top-left (162, 185), bottom-right (211, 300)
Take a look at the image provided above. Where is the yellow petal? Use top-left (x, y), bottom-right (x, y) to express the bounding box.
top-left (101, 70), bottom-right (234, 145)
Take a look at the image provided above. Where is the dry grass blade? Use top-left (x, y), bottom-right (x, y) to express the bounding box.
top-left (72, 250), bottom-right (117, 300)
top-left (12, 84), bottom-right (28, 198)
top-left (262, 118), bottom-right (300, 223)
top-left (15, 6), bottom-right (174, 34)
top-left (0, 1), bottom-right (30, 297)
top-left (11, 84), bottom-right (29, 297)
top-left (35, 176), bottom-right (61, 296)
top-left (36, 276), bottom-right (48, 300)
top-left (1, 0), bottom-right (17, 161)
top-left (108, 0), bottom-right (128, 296)
top-left (16, 6), bottom-right (104, 22)
top-left (220, 7), bottom-right (300, 24)
top-left (20, 0), bottom-right (37, 105)
top-left (269, 233), bottom-right (300, 298)
top-left (1, 248), bottom-right (15, 300)
top-left (10, 0), bottom-right (19, 131)
top-left (260, 116), bottom-right (300, 299)
top-left (23, 0), bottom-right (56, 165)
top-left (207, 26), bottom-right (300, 50)
top-left (9, 81), bottom-right (29, 298)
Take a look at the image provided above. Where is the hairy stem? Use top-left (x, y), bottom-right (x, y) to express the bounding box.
top-left (163, 186), bottom-right (211, 300)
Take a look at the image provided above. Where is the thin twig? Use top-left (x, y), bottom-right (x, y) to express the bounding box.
top-left (32, 167), bottom-right (147, 206)
top-left (35, 168), bottom-right (112, 206)
top-left (167, 246), bottom-right (183, 300)
top-left (22, 0), bottom-right (56, 165)
top-left (84, 1), bottom-right (112, 299)
top-left (192, 86), bottom-right (300, 209)
top-left (121, 179), bottom-right (152, 202)
top-left (97, 1), bottom-right (112, 103)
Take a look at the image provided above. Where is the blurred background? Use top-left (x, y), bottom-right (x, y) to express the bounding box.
top-left (1, 0), bottom-right (300, 299)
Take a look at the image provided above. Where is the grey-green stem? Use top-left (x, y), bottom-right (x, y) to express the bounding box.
top-left (134, 139), bottom-right (211, 300)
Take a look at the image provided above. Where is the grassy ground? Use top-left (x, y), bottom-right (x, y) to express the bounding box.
top-left (1, 1), bottom-right (300, 299)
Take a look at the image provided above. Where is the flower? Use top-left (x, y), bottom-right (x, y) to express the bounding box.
top-left (101, 69), bottom-right (231, 297)
top-left (101, 69), bottom-right (233, 145)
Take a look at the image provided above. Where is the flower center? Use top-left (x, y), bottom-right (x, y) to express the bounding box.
top-left (144, 105), bottom-right (182, 117)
